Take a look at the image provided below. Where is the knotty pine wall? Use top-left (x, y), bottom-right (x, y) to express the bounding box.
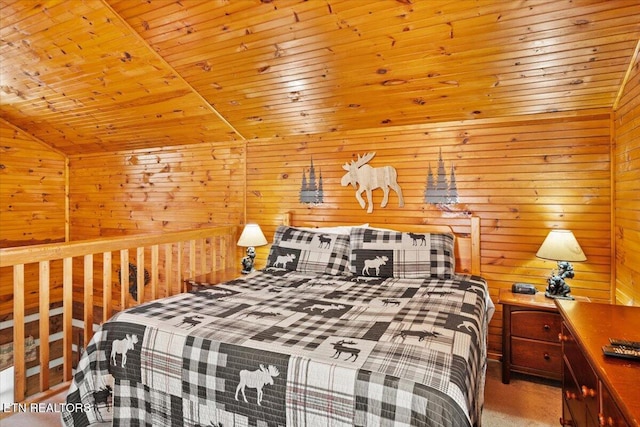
top-left (0, 120), bottom-right (67, 316)
top-left (613, 56), bottom-right (640, 305)
top-left (246, 110), bottom-right (613, 355)
top-left (0, 120), bottom-right (67, 248)
top-left (68, 143), bottom-right (245, 239)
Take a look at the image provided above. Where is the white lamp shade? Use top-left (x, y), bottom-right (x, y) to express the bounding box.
top-left (536, 230), bottom-right (586, 262)
top-left (237, 224), bottom-right (268, 247)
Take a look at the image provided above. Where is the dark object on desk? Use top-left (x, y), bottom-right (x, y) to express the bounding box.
top-left (512, 282), bottom-right (536, 295)
top-left (609, 338), bottom-right (640, 349)
top-left (602, 345), bottom-right (640, 361)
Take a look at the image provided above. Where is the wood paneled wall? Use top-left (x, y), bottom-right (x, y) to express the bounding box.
top-left (0, 120), bottom-right (67, 248)
top-left (0, 120), bottom-right (66, 314)
top-left (67, 143), bottom-right (245, 239)
top-left (613, 52), bottom-right (640, 306)
top-left (246, 110), bottom-right (613, 355)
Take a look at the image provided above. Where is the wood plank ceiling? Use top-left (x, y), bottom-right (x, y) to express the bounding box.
top-left (1, 0), bottom-right (639, 155)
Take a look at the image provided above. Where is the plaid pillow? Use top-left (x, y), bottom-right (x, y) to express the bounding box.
top-left (265, 226), bottom-right (351, 275)
top-left (349, 228), bottom-right (455, 278)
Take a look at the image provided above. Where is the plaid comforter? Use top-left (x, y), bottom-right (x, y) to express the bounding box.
top-left (63, 270), bottom-right (493, 427)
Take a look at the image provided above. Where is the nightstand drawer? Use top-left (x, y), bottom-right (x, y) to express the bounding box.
top-left (511, 337), bottom-right (561, 375)
top-left (511, 310), bottom-right (561, 342)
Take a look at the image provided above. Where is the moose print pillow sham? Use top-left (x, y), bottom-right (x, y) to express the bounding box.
top-left (265, 226), bottom-right (351, 275)
top-left (349, 227), bottom-right (456, 279)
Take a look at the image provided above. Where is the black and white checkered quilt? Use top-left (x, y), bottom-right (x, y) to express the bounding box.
top-left (63, 270), bottom-right (493, 427)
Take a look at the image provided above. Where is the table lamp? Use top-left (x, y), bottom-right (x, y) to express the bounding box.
top-left (237, 223), bottom-right (268, 274)
top-left (536, 230), bottom-right (586, 300)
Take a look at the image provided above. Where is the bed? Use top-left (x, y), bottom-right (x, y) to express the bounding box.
top-left (63, 217), bottom-right (494, 427)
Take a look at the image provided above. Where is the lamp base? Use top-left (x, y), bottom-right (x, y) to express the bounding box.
top-left (544, 291), bottom-right (575, 300)
top-left (241, 247), bottom-right (256, 274)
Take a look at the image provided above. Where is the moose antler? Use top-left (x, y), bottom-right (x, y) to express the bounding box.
top-left (343, 152), bottom-right (376, 170)
top-left (354, 152), bottom-right (376, 167)
top-left (268, 365), bottom-right (280, 377)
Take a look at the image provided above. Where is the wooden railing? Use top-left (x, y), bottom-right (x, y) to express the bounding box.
top-left (0, 225), bottom-right (238, 403)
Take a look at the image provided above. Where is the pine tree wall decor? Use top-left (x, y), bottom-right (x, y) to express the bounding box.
top-left (299, 157), bottom-right (324, 204)
top-left (424, 149), bottom-right (459, 206)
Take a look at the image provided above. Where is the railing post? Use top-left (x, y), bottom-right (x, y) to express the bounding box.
top-left (136, 247), bottom-right (144, 305)
top-left (39, 260), bottom-right (50, 392)
top-left (63, 257), bottom-right (73, 382)
top-left (120, 249), bottom-right (129, 310)
top-left (83, 254), bottom-right (94, 351)
top-left (151, 245), bottom-right (159, 301)
top-left (165, 243), bottom-right (173, 297)
top-left (103, 252), bottom-right (112, 323)
top-left (13, 264), bottom-right (26, 401)
top-left (177, 242), bottom-right (183, 294)
top-left (188, 240), bottom-right (196, 292)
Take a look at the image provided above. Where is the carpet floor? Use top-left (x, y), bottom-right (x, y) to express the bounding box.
top-left (1, 359), bottom-right (561, 426)
top-left (483, 359), bottom-right (561, 426)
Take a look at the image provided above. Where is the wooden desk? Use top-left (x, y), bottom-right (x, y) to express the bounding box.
top-left (556, 300), bottom-right (640, 427)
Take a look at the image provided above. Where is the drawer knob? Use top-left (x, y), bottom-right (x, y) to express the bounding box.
top-left (559, 417), bottom-right (574, 426)
top-left (581, 385), bottom-right (597, 398)
top-left (598, 413), bottom-right (614, 426)
top-left (558, 333), bottom-right (569, 342)
top-left (565, 390), bottom-right (577, 400)
top-left (544, 352), bottom-right (551, 360)
top-left (543, 324), bottom-right (551, 330)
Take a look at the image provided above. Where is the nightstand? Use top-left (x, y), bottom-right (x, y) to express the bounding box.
top-left (184, 268), bottom-right (241, 291)
top-left (499, 288), bottom-right (588, 384)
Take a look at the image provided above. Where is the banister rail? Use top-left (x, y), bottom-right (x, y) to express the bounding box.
top-left (0, 225), bottom-right (238, 405)
top-left (0, 227), bottom-right (237, 267)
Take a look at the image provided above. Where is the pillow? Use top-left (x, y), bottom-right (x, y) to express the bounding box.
top-left (349, 228), bottom-right (455, 278)
top-left (265, 226), bottom-right (351, 275)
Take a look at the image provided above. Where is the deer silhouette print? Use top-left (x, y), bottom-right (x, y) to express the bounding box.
top-left (303, 303), bottom-right (345, 314)
top-left (273, 253), bottom-right (296, 268)
top-left (341, 152), bottom-right (404, 213)
top-left (362, 255), bottom-right (389, 276)
top-left (176, 315), bottom-right (205, 330)
top-left (244, 310), bottom-right (281, 319)
top-left (331, 340), bottom-right (361, 362)
top-left (235, 364), bottom-right (280, 406)
top-left (317, 234), bottom-right (332, 248)
top-left (408, 232), bottom-right (427, 246)
top-left (110, 334), bottom-right (138, 367)
top-left (91, 385), bottom-right (112, 422)
top-left (395, 330), bottom-right (440, 342)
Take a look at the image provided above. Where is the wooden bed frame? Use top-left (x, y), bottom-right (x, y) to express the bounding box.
top-left (282, 212), bottom-right (481, 276)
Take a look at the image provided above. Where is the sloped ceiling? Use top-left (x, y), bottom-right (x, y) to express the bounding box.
top-left (1, 0), bottom-right (639, 155)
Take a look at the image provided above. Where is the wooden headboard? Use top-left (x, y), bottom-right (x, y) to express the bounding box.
top-left (282, 212), bottom-right (481, 276)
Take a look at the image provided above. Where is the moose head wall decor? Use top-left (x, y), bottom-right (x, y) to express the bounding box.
top-left (341, 152), bottom-right (404, 213)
